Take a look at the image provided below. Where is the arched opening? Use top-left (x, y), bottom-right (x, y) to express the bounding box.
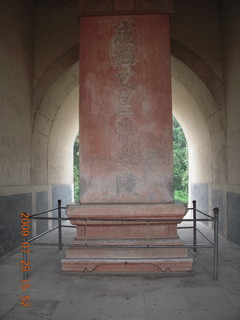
top-left (32, 56), bottom-right (224, 223)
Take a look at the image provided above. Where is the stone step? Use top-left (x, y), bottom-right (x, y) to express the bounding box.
top-left (61, 258), bottom-right (193, 273)
top-left (65, 246), bottom-right (189, 259)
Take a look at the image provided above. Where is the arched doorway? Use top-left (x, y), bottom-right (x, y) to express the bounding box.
top-left (32, 56), bottom-right (224, 229)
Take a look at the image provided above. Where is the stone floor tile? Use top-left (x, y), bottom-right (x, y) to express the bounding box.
top-left (183, 286), bottom-right (239, 319)
top-left (144, 289), bottom-right (189, 311)
top-left (99, 296), bottom-right (146, 320)
top-left (0, 300), bottom-right (59, 320)
top-left (0, 223), bottom-right (239, 320)
top-left (146, 308), bottom-right (193, 320)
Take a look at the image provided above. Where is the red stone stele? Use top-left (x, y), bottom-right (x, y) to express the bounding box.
top-left (61, 1), bottom-right (193, 273)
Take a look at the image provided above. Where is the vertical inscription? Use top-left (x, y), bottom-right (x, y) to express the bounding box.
top-left (116, 173), bottom-right (137, 197)
top-left (112, 20), bottom-right (139, 197)
top-left (115, 117), bottom-right (139, 168)
top-left (113, 20), bottom-right (136, 118)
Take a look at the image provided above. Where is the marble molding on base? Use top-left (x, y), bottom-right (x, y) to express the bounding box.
top-left (61, 203), bottom-right (193, 273)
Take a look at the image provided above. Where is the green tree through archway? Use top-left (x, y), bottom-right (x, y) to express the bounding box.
top-left (73, 133), bottom-right (79, 202)
top-left (173, 116), bottom-right (188, 202)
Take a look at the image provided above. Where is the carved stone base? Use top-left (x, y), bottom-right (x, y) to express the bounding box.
top-left (61, 203), bottom-right (193, 273)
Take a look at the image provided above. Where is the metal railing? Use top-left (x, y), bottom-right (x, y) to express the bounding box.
top-left (191, 200), bottom-right (219, 280)
top-left (22, 200), bottom-right (219, 280)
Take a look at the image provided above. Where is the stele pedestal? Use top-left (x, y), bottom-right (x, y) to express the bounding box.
top-left (61, 0), bottom-right (193, 273)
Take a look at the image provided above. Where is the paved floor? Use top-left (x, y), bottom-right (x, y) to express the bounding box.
top-left (0, 222), bottom-right (239, 320)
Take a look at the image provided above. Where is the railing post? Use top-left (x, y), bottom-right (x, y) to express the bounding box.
top-left (147, 220), bottom-right (149, 247)
top-left (213, 207), bottom-right (219, 281)
top-left (58, 199), bottom-right (62, 250)
top-left (84, 219), bottom-right (87, 246)
top-left (193, 200), bottom-right (197, 252)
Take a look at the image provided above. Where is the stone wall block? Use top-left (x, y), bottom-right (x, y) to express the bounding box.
top-left (34, 112), bottom-right (52, 136)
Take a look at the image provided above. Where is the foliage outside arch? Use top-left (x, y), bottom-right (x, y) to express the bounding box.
top-left (173, 116), bottom-right (188, 203)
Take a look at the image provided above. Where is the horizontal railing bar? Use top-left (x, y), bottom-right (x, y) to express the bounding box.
top-left (29, 243), bottom-right (213, 249)
top-left (196, 228), bottom-right (214, 246)
top-left (61, 225), bottom-right (76, 228)
top-left (29, 208), bottom-right (58, 217)
top-left (177, 226), bottom-right (193, 229)
top-left (30, 243), bottom-right (61, 247)
top-left (29, 207), bottom-right (65, 218)
top-left (28, 225), bottom-right (59, 243)
top-left (195, 209), bottom-right (213, 219)
top-left (69, 244), bottom-right (214, 249)
top-left (32, 206), bottom-right (214, 219)
top-left (30, 217), bottom-right (214, 222)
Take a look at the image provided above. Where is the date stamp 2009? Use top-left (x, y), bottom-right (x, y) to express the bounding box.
top-left (20, 212), bottom-right (31, 307)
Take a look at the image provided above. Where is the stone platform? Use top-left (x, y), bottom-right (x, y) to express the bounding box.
top-left (61, 203), bottom-right (193, 273)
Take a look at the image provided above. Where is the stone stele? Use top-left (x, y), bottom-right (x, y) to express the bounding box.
top-left (61, 1), bottom-right (193, 273)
